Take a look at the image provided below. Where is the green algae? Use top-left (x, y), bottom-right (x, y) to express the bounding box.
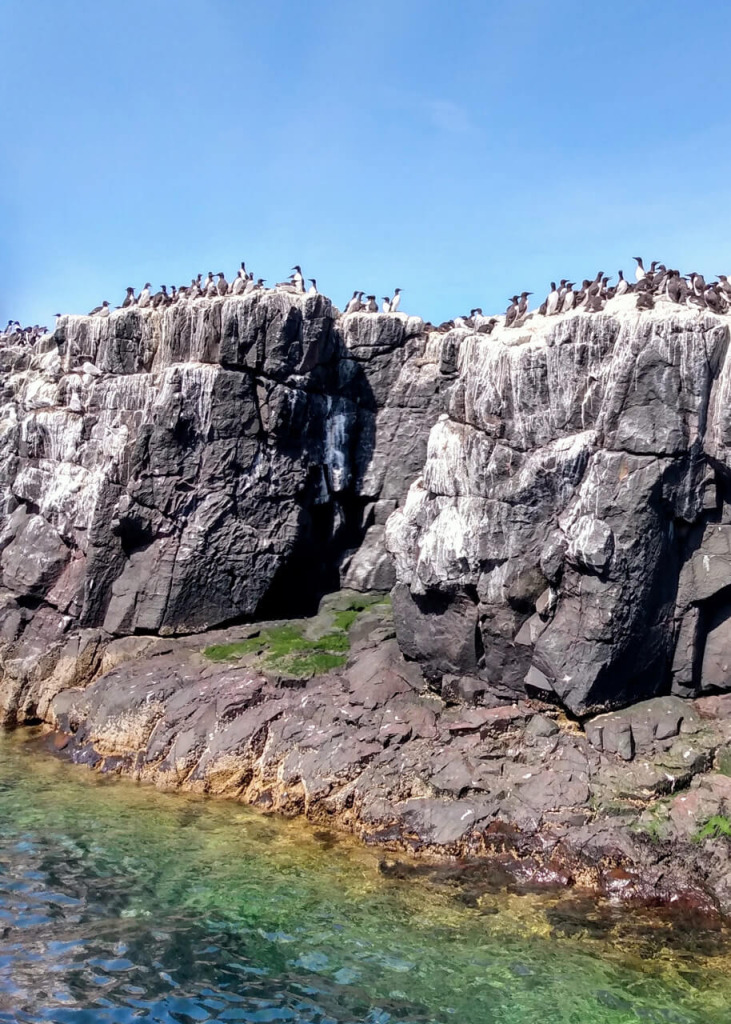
top-left (693, 814), bottom-right (731, 842)
top-left (202, 592), bottom-right (392, 678)
top-left (204, 623), bottom-right (349, 677)
top-left (332, 594), bottom-right (391, 631)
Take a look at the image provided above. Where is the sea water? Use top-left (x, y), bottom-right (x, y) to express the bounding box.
top-left (0, 730), bottom-right (729, 1024)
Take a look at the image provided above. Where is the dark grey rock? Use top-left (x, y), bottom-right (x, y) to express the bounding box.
top-left (387, 306), bottom-right (731, 715)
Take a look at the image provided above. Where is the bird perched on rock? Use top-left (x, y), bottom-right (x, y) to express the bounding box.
top-left (704, 283), bottom-right (724, 314)
top-left (152, 285), bottom-right (168, 308)
top-left (614, 270), bottom-right (630, 296)
top-left (381, 296), bottom-right (391, 313)
top-left (216, 273), bottom-right (228, 296)
top-left (545, 282), bottom-right (560, 316)
top-left (633, 257), bottom-right (646, 282)
top-left (137, 283), bottom-right (152, 308)
top-left (505, 296), bottom-right (520, 327)
top-left (390, 288), bottom-right (402, 312)
top-left (89, 300), bottom-right (110, 317)
top-left (308, 279), bottom-right (318, 295)
top-left (366, 296), bottom-right (378, 312)
top-left (122, 287), bottom-right (136, 307)
top-left (291, 266), bottom-right (305, 293)
top-left (561, 283), bottom-right (576, 313)
top-left (344, 291), bottom-right (364, 314)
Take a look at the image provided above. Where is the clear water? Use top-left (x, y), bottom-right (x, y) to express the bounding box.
top-left (1, 731), bottom-right (730, 1023)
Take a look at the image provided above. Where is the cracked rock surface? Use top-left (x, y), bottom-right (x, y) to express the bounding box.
top-left (28, 600), bottom-right (731, 917)
top-left (387, 297), bottom-right (731, 713)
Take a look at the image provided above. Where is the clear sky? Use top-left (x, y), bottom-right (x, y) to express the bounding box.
top-left (3, 0), bottom-right (731, 328)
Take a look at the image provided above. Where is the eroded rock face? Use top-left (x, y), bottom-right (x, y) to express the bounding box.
top-left (387, 299), bottom-right (731, 714)
top-left (0, 295), bottom-right (450, 650)
top-left (6, 289), bottom-right (731, 720)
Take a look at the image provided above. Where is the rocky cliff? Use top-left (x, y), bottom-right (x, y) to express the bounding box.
top-left (387, 298), bottom-right (731, 714)
top-left (0, 293), bottom-right (451, 720)
top-left (3, 291), bottom-right (731, 721)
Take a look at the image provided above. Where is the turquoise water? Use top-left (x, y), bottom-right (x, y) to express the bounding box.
top-left (0, 731), bottom-right (730, 1023)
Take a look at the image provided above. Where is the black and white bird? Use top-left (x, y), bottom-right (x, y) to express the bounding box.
top-left (390, 288), bottom-right (402, 312)
top-left (89, 300), bottom-right (110, 317)
top-left (291, 266), bottom-right (305, 293)
top-left (505, 296), bottom-right (520, 327)
top-left (561, 284), bottom-right (576, 313)
top-left (137, 283), bottom-right (153, 308)
top-left (152, 285), bottom-right (168, 308)
top-left (344, 291), bottom-right (364, 314)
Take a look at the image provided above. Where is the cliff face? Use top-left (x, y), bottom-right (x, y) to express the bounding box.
top-left (4, 290), bottom-right (731, 720)
top-left (387, 297), bottom-right (731, 714)
top-left (0, 294), bottom-right (447, 646)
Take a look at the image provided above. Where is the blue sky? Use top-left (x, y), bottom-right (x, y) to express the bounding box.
top-left (3, 0), bottom-right (731, 328)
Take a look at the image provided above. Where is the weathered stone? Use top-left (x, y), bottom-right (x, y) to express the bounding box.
top-left (387, 304), bottom-right (731, 714)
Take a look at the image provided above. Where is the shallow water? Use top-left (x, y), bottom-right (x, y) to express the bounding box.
top-left (1, 732), bottom-right (730, 1023)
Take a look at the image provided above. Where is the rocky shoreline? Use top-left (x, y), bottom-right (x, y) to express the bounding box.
top-left (5, 591), bottom-right (731, 920)
top-left (4, 291), bottom-right (731, 918)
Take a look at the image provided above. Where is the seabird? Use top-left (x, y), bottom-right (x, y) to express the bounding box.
top-left (717, 274), bottom-right (731, 302)
top-left (137, 283), bottom-right (153, 308)
top-left (308, 279), bottom-right (318, 295)
top-left (217, 272), bottom-right (228, 296)
top-left (615, 270), bottom-right (630, 296)
top-left (344, 291), bottom-right (364, 314)
top-left (633, 257), bottom-right (646, 282)
top-left (561, 284), bottom-right (576, 313)
top-left (690, 272), bottom-right (706, 297)
top-left (390, 288), bottom-right (402, 312)
top-left (667, 271), bottom-right (684, 305)
top-left (546, 282), bottom-right (560, 316)
top-left (152, 285), bottom-right (168, 308)
top-left (366, 295), bottom-right (378, 312)
top-left (89, 300), bottom-right (110, 317)
top-left (382, 296), bottom-right (391, 313)
top-left (122, 286), bottom-right (136, 307)
top-left (291, 266), bottom-right (305, 293)
top-left (505, 296), bottom-right (519, 327)
top-left (204, 273), bottom-right (217, 298)
top-left (517, 291), bottom-right (532, 316)
top-left (232, 274), bottom-right (247, 294)
top-left (704, 283), bottom-right (723, 314)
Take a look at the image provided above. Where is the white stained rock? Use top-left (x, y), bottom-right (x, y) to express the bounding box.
top-left (565, 514), bottom-right (615, 574)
